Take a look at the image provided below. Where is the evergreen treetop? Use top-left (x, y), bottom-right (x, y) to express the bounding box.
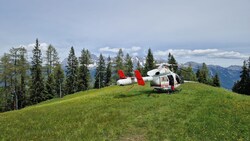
top-left (212, 73), bottom-right (221, 87)
top-left (105, 56), bottom-right (112, 86)
top-left (143, 48), bottom-right (155, 75)
top-left (125, 53), bottom-right (133, 77)
top-left (167, 53), bottom-right (178, 72)
top-left (78, 49), bottom-right (91, 91)
top-left (94, 54), bottom-right (106, 89)
top-left (29, 38), bottom-right (45, 104)
top-left (233, 60), bottom-right (249, 95)
top-left (65, 46), bottom-right (79, 94)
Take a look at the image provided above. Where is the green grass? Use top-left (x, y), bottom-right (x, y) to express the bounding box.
top-left (0, 83), bottom-right (250, 141)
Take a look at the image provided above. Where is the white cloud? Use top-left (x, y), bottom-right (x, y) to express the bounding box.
top-left (155, 49), bottom-right (248, 60)
top-left (17, 43), bottom-right (49, 61)
top-left (191, 49), bottom-right (218, 55)
top-left (99, 46), bottom-right (142, 54)
top-left (131, 46), bottom-right (141, 52)
top-left (210, 51), bottom-right (249, 59)
top-left (99, 47), bottom-right (120, 53)
top-left (132, 52), bottom-right (139, 56)
top-left (20, 42), bottom-right (49, 53)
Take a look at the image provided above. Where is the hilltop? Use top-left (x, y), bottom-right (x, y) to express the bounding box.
top-left (61, 56), bottom-right (241, 90)
top-left (0, 83), bottom-right (249, 141)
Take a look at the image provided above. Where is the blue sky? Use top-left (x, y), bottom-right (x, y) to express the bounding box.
top-left (0, 0), bottom-right (250, 67)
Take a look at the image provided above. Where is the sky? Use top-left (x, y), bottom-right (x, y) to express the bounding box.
top-left (0, 0), bottom-right (250, 67)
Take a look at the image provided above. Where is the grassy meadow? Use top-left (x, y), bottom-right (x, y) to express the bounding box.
top-left (0, 83), bottom-right (249, 141)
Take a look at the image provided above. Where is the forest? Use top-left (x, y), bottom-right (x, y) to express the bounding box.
top-left (0, 39), bottom-right (249, 112)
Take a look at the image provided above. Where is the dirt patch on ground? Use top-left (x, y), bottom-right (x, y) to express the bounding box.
top-left (119, 134), bottom-right (147, 141)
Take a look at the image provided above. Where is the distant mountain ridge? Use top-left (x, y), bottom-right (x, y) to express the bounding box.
top-left (184, 62), bottom-right (241, 89)
top-left (61, 55), bottom-right (241, 90)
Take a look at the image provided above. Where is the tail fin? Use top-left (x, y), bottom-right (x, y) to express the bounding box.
top-left (134, 70), bottom-right (145, 86)
top-left (118, 70), bottom-right (126, 79)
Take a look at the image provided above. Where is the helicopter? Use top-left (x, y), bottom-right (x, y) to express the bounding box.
top-left (117, 63), bottom-right (182, 92)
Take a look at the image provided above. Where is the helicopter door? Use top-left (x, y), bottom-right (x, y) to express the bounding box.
top-left (160, 76), bottom-right (168, 88)
top-left (167, 75), bottom-right (174, 86)
top-left (175, 74), bottom-right (181, 84)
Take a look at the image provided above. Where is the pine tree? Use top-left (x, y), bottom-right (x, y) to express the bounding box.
top-left (199, 63), bottom-right (209, 83)
top-left (9, 48), bottom-right (19, 109)
top-left (232, 61), bottom-right (249, 95)
top-left (44, 45), bottom-right (59, 99)
top-left (105, 56), bottom-right (112, 86)
top-left (115, 49), bottom-right (124, 79)
top-left (212, 73), bottom-right (220, 87)
top-left (78, 49), bottom-right (91, 91)
top-left (0, 53), bottom-right (13, 111)
top-left (29, 39), bottom-right (45, 104)
top-left (65, 47), bottom-right (79, 94)
top-left (124, 53), bottom-right (133, 77)
top-left (143, 48), bottom-right (155, 76)
top-left (136, 61), bottom-right (143, 73)
top-left (16, 47), bottom-right (29, 108)
top-left (196, 68), bottom-right (201, 82)
top-left (180, 65), bottom-right (197, 81)
top-left (94, 54), bottom-right (106, 89)
top-left (196, 63), bottom-right (213, 85)
top-left (0, 48), bottom-right (28, 111)
top-left (54, 64), bottom-right (64, 98)
top-left (45, 44), bottom-right (59, 76)
top-left (239, 61), bottom-right (249, 94)
top-left (44, 74), bottom-right (56, 99)
top-left (247, 57), bottom-right (250, 93)
top-left (232, 80), bottom-right (240, 93)
top-left (168, 53), bottom-right (178, 72)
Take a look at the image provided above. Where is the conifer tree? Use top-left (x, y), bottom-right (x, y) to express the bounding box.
top-left (29, 39), bottom-right (45, 104)
top-left (180, 65), bottom-right (197, 81)
top-left (115, 49), bottom-right (124, 79)
top-left (94, 54), bottom-right (106, 88)
top-left (44, 74), bottom-right (56, 99)
top-left (232, 80), bottom-right (240, 93)
top-left (232, 60), bottom-right (249, 95)
top-left (196, 68), bottom-right (201, 82)
top-left (124, 53), bottom-right (133, 77)
top-left (65, 47), bottom-right (79, 94)
top-left (54, 64), bottom-right (64, 98)
top-left (168, 53), bottom-right (178, 72)
top-left (196, 63), bottom-right (213, 85)
top-left (247, 57), bottom-right (250, 93)
top-left (143, 48), bottom-right (155, 75)
top-left (136, 61), bottom-right (143, 73)
top-left (198, 63), bottom-right (209, 83)
top-left (0, 53), bottom-right (13, 111)
top-left (9, 48), bottom-right (19, 109)
top-left (78, 49), bottom-right (91, 91)
top-left (45, 44), bottom-right (59, 76)
top-left (212, 73), bottom-right (220, 87)
top-left (16, 47), bottom-right (29, 108)
top-left (105, 56), bottom-right (112, 86)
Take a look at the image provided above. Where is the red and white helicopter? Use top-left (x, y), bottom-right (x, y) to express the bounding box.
top-left (117, 63), bottom-right (182, 91)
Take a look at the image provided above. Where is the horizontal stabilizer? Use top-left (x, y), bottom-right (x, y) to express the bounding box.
top-left (134, 70), bottom-right (145, 86)
top-left (118, 70), bottom-right (126, 79)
